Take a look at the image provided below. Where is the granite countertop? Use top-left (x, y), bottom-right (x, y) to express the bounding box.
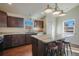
top-left (31, 34), bottom-right (74, 43)
top-left (0, 32), bottom-right (74, 43)
top-left (0, 32), bottom-right (37, 36)
top-left (31, 35), bottom-right (62, 43)
top-left (0, 32), bottom-right (24, 36)
top-left (0, 32), bottom-right (37, 43)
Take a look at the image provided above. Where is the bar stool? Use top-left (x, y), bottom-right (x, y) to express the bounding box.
top-left (47, 42), bottom-right (58, 56)
top-left (63, 41), bottom-right (72, 56)
top-left (56, 40), bottom-right (65, 56)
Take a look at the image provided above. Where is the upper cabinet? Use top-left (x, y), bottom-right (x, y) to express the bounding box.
top-left (0, 10), bottom-right (24, 27)
top-left (7, 16), bottom-right (24, 27)
top-left (34, 20), bottom-right (44, 32)
top-left (0, 10), bottom-right (7, 27)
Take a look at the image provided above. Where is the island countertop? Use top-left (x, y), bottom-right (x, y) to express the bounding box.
top-left (31, 35), bottom-right (62, 43)
top-left (31, 34), bottom-right (73, 43)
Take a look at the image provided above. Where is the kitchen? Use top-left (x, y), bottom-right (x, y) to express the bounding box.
top-left (0, 3), bottom-right (79, 56)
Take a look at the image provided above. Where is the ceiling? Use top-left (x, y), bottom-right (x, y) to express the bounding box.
top-left (0, 3), bottom-right (79, 17)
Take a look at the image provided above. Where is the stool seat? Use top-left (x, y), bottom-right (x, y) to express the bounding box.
top-left (47, 41), bottom-right (64, 56)
top-left (47, 42), bottom-right (58, 56)
top-left (63, 41), bottom-right (70, 44)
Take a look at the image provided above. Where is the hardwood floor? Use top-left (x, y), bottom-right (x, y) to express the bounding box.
top-left (1, 44), bottom-right (79, 56)
top-left (2, 44), bottom-right (32, 56)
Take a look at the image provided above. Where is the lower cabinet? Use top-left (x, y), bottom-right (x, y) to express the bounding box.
top-left (3, 35), bottom-right (12, 49)
top-left (11, 34), bottom-right (25, 47)
top-left (32, 38), bottom-right (38, 56)
top-left (25, 34), bottom-right (32, 44)
top-left (3, 34), bottom-right (32, 49)
top-left (3, 34), bottom-right (26, 49)
top-left (32, 37), bottom-right (47, 56)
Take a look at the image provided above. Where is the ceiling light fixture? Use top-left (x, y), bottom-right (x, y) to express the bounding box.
top-left (44, 4), bottom-right (53, 14)
top-left (52, 3), bottom-right (61, 15)
top-left (43, 3), bottom-right (66, 17)
top-left (59, 10), bottom-right (66, 16)
top-left (53, 3), bottom-right (66, 16)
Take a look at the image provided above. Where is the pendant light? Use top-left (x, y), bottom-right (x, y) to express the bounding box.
top-left (43, 3), bottom-right (67, 16)
top-left (52, 3), bottom-right (61, 15)
top-left (44, 4), bottom-right (53, 14)
top-left (59, 10), bottom-right (66, 16)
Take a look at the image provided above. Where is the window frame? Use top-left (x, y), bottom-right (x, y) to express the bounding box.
top-left (63, 18), bottom-right (75, 34)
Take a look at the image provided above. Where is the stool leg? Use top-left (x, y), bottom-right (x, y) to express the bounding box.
top-left (64, 44), bottom-right (66, 56)
top-left (69, 43), bottom-right (72, 56)
top-left (46, 47), bottom-right (48, 56)
top-left (66, 44), bottom-right (68, 56)
top-left (51, 49), bottom-right (55, 56)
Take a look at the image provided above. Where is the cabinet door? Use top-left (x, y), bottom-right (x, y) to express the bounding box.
top-left (34, 20), bottom-right (44, 32)
top-left (12, 34), bottom-right (25, 47)
top-left (25, 34), bottom-right (32, 44)
top-left (32, 38), bottom-right (38, 56)
top-left (7, 16), bottom-right (24, 27)
top-left (3, 35), bottom-right (12, 49)
top-left (15, 18), bottom-right (24, 27)
top-left (17, 34), bottom-right (25, 45)
top-left (7, 16), bottom-right (16, 27)
top-left (0, 11), bottom-right (7, 27)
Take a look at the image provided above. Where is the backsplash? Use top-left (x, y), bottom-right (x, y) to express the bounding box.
top-left (0, 27), bottom-right (26, 33)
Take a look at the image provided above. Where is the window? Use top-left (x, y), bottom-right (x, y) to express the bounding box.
top-left (63, 19), bottom-right (75, 34)
top-left (25, 19), bottom-right (33, 29)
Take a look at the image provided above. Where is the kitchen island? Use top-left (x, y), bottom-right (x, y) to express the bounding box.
top-left (31, 35), bottom-right (62, 56)
top-left (31, 34), bottom-right (73, 56)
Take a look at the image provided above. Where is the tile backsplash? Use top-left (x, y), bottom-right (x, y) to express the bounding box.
top-left (0, 27), bottom-right (26, 33)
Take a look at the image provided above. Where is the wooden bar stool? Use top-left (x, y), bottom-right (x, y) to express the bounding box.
top-left (63, 41), bottom-right (72, 56)
top-left (47, 42), bottom-right (58, 56)
top-left (56, 40), bottom-right (65, 56)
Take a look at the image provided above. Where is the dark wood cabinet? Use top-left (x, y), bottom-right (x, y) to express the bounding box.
top-left (3, 35), bottom-right (12, 49)
top-left (34, 20), bottom-right (44, 28)
top-left (0, 10), bottom-right (7, 27)
top-left (25, 34), bottom-right (32, 44)
top-left (25, 33), bottom-right (37, 45)
top-left (0, 10), bottom-right (24, 27)
top-left (3, 34), bottom-right (37, 50)
top-left (7, 16), bottom-right (24, 27)
top-left (32, 38), bottom-right (38, 56)
top-left (34, 20), bottom-right (44, 32)
top-left (11, 34), bottom-right (25, 47)
top-left (3, 34), bottom-right (25, 49)
top-left (7, 16), bottom-right (16, 27)
top-left (32, 37), bottom-right (47, 56)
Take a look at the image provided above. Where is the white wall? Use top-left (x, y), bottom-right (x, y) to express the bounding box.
top-left (46, 14), bottom-right (56, 38)
top-left (57, 5), bottom-right (79, 45)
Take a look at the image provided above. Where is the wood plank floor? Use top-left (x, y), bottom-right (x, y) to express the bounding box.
top-left (2, 44), bottom-right (32, 56)
top-left (1, 44), bottom-right (79, 56)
